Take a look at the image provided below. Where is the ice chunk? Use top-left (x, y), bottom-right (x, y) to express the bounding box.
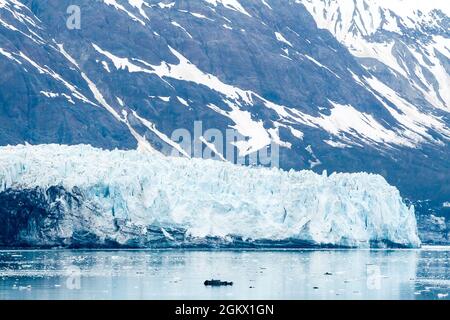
top-left (0, 144), bottom-right (420, 248)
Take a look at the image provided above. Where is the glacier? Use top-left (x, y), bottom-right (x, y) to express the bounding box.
top-left (0, 144), bottom-right (420, 248)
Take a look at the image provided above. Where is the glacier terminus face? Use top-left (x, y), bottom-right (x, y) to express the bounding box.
top-left (0, 144), bottom-right (420, 248)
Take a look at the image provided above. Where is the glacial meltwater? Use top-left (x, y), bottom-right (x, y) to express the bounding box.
top-left (0, 248), bottom-right (449, 300)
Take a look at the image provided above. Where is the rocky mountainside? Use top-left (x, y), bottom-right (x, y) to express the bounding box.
top-left (0, 0), bottom-right (449, 242)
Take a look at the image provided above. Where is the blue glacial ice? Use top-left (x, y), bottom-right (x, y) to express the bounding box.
top-left (0, 144), bottom-right (420, 248)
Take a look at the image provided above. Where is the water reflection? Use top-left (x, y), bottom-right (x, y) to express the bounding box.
top-left (0, 249), bottom-right (448, 300)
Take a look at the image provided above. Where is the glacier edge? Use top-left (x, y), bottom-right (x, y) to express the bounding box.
top-left (0, 144), bottom-right (420, 248)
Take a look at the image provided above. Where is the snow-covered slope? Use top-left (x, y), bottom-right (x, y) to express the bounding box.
top-left (0, 144), bottom-right (420, 248)
top-left (298, 0), bottom-right (449, 40)
top-left (298, 0), bottom-right (450, 111)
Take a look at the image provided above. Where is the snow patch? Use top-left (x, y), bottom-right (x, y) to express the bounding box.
top-left (203, 0), bottom-right (251, 17)
top-left (275, 32), bottom-right (293, 47)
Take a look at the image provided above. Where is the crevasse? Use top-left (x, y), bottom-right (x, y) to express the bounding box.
top-left (0, 144), bottom-right (420, 248)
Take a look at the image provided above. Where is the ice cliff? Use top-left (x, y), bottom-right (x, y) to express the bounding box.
top-left (0, 144), bottom-right (420, 248)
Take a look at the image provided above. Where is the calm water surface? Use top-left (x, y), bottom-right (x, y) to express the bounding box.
top-left (0, 248), bottom-right (449, 300)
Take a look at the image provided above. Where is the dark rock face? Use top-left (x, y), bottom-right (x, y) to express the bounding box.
top-left (418, 215), bottom-right (450, 245)
top-left (0, 186), bottom-right (73, 247)
top-left (0, 186), bottom-right (174, 248)
top-left (0, 186), bottom-right (182, 248)
top-left (0, 0), bottom-right (449, 243)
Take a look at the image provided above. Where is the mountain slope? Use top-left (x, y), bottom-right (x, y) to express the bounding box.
top-left (299, 0), bottom-right (450, 111)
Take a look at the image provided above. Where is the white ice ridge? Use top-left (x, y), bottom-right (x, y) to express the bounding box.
top-left (0, 144), bottom-right (421, 248)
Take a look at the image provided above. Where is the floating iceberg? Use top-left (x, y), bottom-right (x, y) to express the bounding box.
top-left (0, 144), bottom-right (420, 248)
